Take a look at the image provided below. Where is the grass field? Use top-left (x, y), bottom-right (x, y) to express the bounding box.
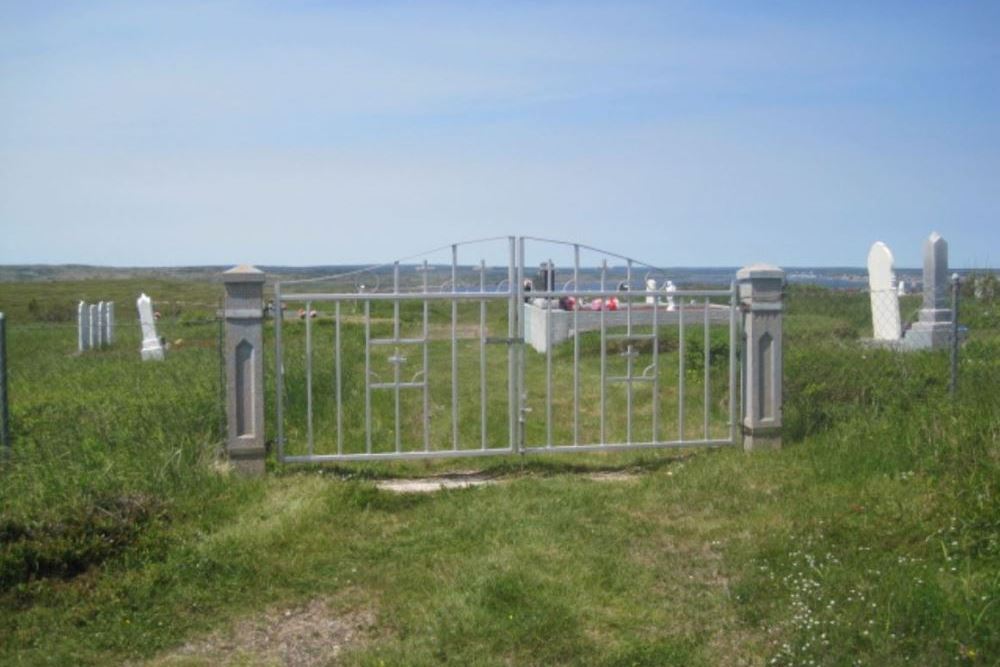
top-left (0, 277), bottom-right (998, 665)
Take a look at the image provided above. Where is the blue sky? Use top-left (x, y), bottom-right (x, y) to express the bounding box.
top-left (1, 1), bottom-right (998, 268)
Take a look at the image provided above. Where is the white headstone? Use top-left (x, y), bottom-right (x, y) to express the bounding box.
top-left (867, 242), bottom-right (901, 341)
top-left (107, 302), bottom-right (115, 345)
top-left (78, 301), bottom-right (90, 352)
top-left (88, 304), bottom-right (98, 350)
top-left (137, 293), bottom-right (165, 361)
top-left (664, 280), bottom-right (677, 311)
top-left (903, 232), bottom-right (953, 349)
top-left (645, 278), bottom-right (657, 305)
top-left (97, 302), bottom-right (107, 348)
top-left (897, 280), bottom-right (906, 296)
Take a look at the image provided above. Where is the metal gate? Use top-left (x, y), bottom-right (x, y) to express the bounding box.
top-left (273, 237), bottom-right (740, 463)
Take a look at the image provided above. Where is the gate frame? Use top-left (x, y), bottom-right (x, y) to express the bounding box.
top-left (222, 241), bottom-right (784, 473)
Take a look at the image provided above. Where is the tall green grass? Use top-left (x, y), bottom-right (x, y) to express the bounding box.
top-left (0, 280), bottom-right (997, 665)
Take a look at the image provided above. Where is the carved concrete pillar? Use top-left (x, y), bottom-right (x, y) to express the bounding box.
top-left (738, 264), bottom-right (785, 451)
top-left (224, 265), bottom-right (266, 474)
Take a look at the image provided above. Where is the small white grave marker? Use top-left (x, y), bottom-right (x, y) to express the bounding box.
top-left (97, 302), bottom-right (106, 348)
top-left (867, 241), bottom-right (902, 341)
top-left (137, 293), bottom-right (165, 361)
top-left (78, 301), bottom-right (90, 351)
top-left (664, 280), bottom-right (677, 311)
top-left (88, 304), bottom-right (98, 349)
top-left (106, 302), bottom-right (115, 345)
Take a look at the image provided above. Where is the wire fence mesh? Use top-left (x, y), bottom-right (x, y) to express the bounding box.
top-left (782, 272), bottom-right (1000, 442)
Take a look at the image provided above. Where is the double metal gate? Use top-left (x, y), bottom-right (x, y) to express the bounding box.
top-left (274, 237), bottom-right (740, 463)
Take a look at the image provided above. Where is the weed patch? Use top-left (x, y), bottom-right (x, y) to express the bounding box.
top-left (0, 493), bottom-right (163, 591)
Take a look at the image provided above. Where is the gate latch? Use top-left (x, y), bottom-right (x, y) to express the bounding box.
top-left (485, 337), bottom-right (524, 345)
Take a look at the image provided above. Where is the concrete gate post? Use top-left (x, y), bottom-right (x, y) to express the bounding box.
top-left (738, 264), bottom-right (785, 451)
top-left (223, 265), bottom-right (266, 474)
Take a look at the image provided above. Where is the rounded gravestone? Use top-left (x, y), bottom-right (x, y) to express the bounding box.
top-left (867, 242), bottom-right (902, 341)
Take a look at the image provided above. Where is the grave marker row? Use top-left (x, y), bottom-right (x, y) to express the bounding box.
top-left (77, 301), bottom-right (115, 352)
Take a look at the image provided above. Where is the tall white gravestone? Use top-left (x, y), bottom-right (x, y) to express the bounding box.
top-left (645, 278), bottom-right (657, 305)
top-left (96, 302), bottom-right (107, 348)
top-left (88, 304), bottom-right (98, 350)
top-left (137, 293), bottom-right (165, 361)
top-left (867, 242), bottom-right (902, 341)
top-left (106, 302), bottom-right (115, 345)
top-left (78, 301), bottom-right (90, 352)
top-left (903, 232), bottom-right (952, 349)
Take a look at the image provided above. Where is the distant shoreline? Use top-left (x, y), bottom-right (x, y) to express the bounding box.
top-left (1, 264), bottom-right (995, 288)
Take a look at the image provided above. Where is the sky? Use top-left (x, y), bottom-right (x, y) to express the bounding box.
top-left (1, 1), bottom-right (998, 269)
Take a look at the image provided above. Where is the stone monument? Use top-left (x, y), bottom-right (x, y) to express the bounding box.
top-left (645, 278), bottom-right (657, 305)
top-left (137, 293), bottom-right (165, 361)
top-left (664, 280), bottom-right (677, 311)
top-left (96, 302), bottom-right (106, 348)
top-left (77, 300), bottom-right (115, 352)
top-left (89, 304), bottom-right (98, 349)
top-left (902, 232), bottom-right (952, 349)
top-left (78, 301), bottom-right (90, 352)
top-left (867, 242), bottom-right (902, 342)
top-left (106, 302), bottom-right (115, 345)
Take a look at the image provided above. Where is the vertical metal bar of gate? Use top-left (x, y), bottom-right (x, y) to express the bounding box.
top-left (703, 297), bottom-right (710, 440)
top-left (335, 301), bottom-right (343, 455)
top-left (573, 245), bottom-right (580, 445)
top-left (728, 281), bottom-right (738, 442)
top-left (479, 260), bottom-right (487, 450)
top-left (364, 299), bottom-right (372, 454)
top-left (599, 259), bottom-right (607, 445)
top-left (545, 259), bottom-right (553, 448)
top-left (678, 297), bottom-right (685, 441)
top-left (422, 260), bottom-right (430, 452)
top-left (393, 262), bottom-right (401, 453)
top-left (652, 280), bottom-right (659, 443)
top-left (305, 300), bottom-right (314, 456)
top-left (626, 259), bottom-right (633, 444)
top-left (517, 237), bottom-right (526, 451)
top-left (508, 237), bottom-right (517, 452)
top-left (275, 282), bottom-right (284, 460)
top-left (451, 245), bottom-right (459, 450)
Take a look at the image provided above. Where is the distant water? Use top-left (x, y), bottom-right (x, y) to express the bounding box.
top-left (275, 264), bottom-right (994, 294)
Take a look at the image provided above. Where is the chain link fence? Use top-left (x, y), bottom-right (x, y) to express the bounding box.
top-left (782, 272), bottom-right (1000, 441)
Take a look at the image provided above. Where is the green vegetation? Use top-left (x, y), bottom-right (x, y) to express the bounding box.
top-left (0, 279), bottom-right (997, 665)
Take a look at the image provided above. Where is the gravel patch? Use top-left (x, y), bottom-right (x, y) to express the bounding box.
top-left (151, 598), bottom-right (375, 666)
